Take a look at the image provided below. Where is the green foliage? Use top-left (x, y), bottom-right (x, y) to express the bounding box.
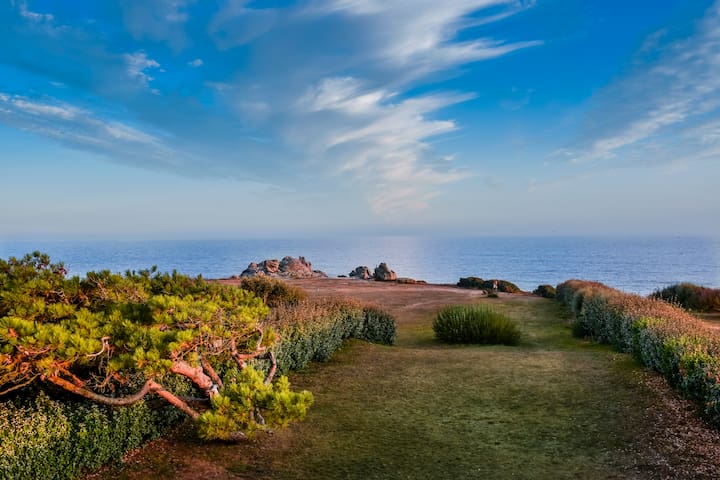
top-left (433, 305), bottom-right (521, 345)
top-left (0, 391), bottom-right (186, 480)
top-left (268, 300), bottom-right (396, 375)
top-left (456, 277), bottom-right (521, 293)
top-left (651, 282), bottom-right (720, 313)
top-left (240, 276), bottom-right (308, 307)
top-left (0, 252), bottom-right (316, 478)
top-left (533, 284), bottom-right (556, 299)
top-left (556, 279), bottom-right (720, 426)
top-left (197, 366), bottom-right (313, 441)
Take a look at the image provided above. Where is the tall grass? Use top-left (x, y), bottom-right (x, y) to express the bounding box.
top-left (433, 305), bottom-right (521, 345)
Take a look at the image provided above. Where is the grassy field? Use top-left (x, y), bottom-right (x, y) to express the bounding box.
top-left (91, 283), bottom-right (720, 480)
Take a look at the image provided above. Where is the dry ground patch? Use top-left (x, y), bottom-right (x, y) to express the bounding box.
top-left (90, 280), bottom-right (720, 479)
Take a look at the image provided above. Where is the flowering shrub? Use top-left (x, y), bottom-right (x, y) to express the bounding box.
top-left (650, 283), bottom-right (720, 313)
top-left (557, 279), bottom-right (720, 425)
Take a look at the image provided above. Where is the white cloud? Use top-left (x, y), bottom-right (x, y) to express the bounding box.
top-left (124, 51), bottom-right (161, 87)
top-left (188, 58), bottom-right (204, 67)
top-left (318, 0), bottom-right (540, 79)
top-left (567, 1), bottom-right (720, 165)
top-left (18, 1), bottom-right (53, 22)
top-left (0, 92), bottom-right (180, 167)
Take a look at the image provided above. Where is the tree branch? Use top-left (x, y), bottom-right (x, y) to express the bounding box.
top-left (45, 375), bottom-right (155, 406)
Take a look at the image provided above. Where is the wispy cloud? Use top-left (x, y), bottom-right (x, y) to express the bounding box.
top-left (0, 92), bottom-right (182, 168)
top-left (124, 51), bottom-right (161, 88)
top-left (565, 1), bottom-right (720, 167)
top-left (1, 0), bottom-right (538, 216)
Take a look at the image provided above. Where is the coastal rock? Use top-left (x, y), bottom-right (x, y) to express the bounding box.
top-left (240, 256), bottom-right (327, 279)
top-left (349, 266), bottom-right (373, 280)
top-left (373, 263), bottom-right (397, 282)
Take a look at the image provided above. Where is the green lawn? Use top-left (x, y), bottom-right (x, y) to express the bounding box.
top-left (97, 293), bottom-right (706, 479)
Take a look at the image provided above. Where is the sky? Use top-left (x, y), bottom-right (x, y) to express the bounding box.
top-left (0, 0), bottom-right (719, 239)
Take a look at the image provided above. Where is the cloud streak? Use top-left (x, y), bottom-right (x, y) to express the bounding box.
top-left (565, 1), bottom-right (720, 167)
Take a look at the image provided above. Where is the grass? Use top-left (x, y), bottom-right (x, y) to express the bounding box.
top-left (90, 290), bottom-right (718, 480)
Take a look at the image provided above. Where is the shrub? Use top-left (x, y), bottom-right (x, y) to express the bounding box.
top-left (0, 391), bottom-right (187, 480)
top-left (432, 305), bottom-right (521, 345)
top-left (241, 276), bottom-right (307, 307)
top-left (556, 279), bottom-right (720, 426)
top-left (266, 300), bottom-right (396, 375)
top-left (457, 277), bottom-right (521, 293)
top-left (650, 283), bottom-right (720, 313)
top-left (533, 284), bottom-right (556, 299)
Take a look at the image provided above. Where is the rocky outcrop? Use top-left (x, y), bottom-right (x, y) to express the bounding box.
top-left (349, 266), bottom-right (373, 280)
top-left (240, 256), bottom-right (327, 279)
top-left (373, 262), bottom-right (397, 282)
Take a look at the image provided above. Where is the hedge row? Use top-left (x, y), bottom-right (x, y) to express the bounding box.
top-left (267, 299), bottom-right (396, 374)
top-left (557, 279), bottom-right (720, 425)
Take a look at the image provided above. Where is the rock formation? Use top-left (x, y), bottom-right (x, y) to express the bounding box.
top-left (240, 256), bottom-right (327, 279)
top-left (349, 266), bottom-right (373, 280)
top-left (373, 262), bottom-right (397, 282)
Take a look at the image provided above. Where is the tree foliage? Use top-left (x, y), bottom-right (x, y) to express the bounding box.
top-left (0, 252), bottom-right (312, 440)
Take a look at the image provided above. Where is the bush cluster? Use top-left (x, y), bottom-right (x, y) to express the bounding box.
top-left (432, 305), bottom-right (521, 345)
top-left (557, 279), bottom-right (720, 425)
top-left (533, 284), bottom-right (556, 299)
top-left (267, 300), bottom-right (396, 374)
top-left (240, 276), bottom-right (308, 307)
top-left (650, 283), bottom-right (720, 313)
top-left (456, 277), bottom-right (521, 293)
top-left (0, 391), bottom-right (187, 480)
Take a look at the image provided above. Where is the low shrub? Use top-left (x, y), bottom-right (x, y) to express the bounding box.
top-left (0, 391), bottom-right (187, 480)
top-left (556, 279), bottom-right (720, 426)
top-left (457, 277), bottom-right (521, 293)
top-left (265, 300), bottom-right (396, 375)
top-left (533, 284), bottom-right (556, 299)
top-left (241, 276), bottom-right (307, 307)
top-left (650, 283), bottom-right (720, 313)
top-left (432, 305), bottom-right (521, 345)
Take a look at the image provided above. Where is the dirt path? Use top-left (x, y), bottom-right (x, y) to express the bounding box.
top-left (91, 280), bottom-right (720, 480)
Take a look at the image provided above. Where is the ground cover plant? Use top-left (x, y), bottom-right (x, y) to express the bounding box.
top-left (557, 279), bottom-right (720, 425)
top-left (651, 283), bottom-right (720, 313)
top-left (433, 304), bottom-right (521, 345)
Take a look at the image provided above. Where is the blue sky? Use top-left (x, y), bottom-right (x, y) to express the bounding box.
top-left (0, 0), bottom-right (718, 239)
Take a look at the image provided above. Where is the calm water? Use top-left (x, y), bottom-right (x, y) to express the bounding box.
top-left (0, 237), bottom-right (718, 295)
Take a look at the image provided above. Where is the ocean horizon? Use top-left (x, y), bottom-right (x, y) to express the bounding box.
top-left (1, 236), bottom-right (718, 296)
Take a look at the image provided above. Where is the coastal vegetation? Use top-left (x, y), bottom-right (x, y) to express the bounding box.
top-left (456, 276), bottom-right (521, 293)
top-left (557, 279), bottom-right (720, 426)
top-left (533, 284), bottom-right (557, 298)
top-left (651, 282), bottom-right (720, 313)
top-left (100, 280), bottom-right (720, 479)
top-left (0, 253), bottom-right (395, 480)
top-left (240, 275), bottom-right (308, 307)
top-left (433, 305), bottom-right (521, 345)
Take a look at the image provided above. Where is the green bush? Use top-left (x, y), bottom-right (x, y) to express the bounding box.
top-left (267, 300), bottom-right (396, 375)
top-left (0, 391), bottom-right (187, 480)
top-left (432, 305), bottom-right (521, 345)
top-left (533, 284), bottom-right (556, 299)
top-left (556, 279), bottom-right (720, 426)
top-left (241, 276), bottom-right (308, 307)
top-left (650, 283), bottom-right (720, 313)
top-left (457, 277), bottom-right (521, 293)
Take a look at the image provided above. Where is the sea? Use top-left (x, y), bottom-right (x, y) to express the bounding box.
top-left (0, 236), bottom-right (718, 296)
